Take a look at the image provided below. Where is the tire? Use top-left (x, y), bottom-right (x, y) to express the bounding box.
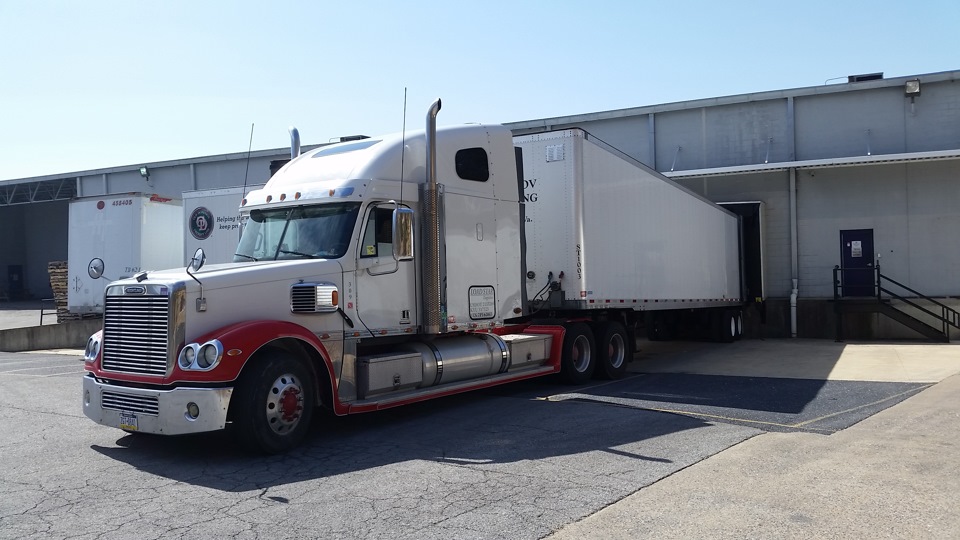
top-left (717, 310), bottom-right (737, 343)
top-left (646, 316), bottom-right (670, 341)
top-left (594, 321), bottom-right (630, 380)
top-left (735, 312), bottom-right (744, 340)
top-left (559, 322), bottom-right (596, 384)
top-left (231, 353), bottom-right (315, 454)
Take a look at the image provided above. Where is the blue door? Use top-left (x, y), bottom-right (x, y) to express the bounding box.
top-left (839, 229), bottom-right (875, 297)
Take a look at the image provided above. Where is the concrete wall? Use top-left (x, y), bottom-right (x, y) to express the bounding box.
top-left (0, 318), bottom-right (102, 352)
top-left (797, 159), bottom-right (960, 298)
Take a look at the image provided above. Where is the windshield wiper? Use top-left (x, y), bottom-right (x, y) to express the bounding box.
top-left (278, 249), bottom-right (316, 259)
top-left (234, 253), bottom-right (259, 261)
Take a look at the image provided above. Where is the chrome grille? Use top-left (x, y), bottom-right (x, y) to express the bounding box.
top-left (291, 285), bottom-right (318, 312)
top-left (291, 283), bottom-right (339, 313)
top-left (101, 391), bottom-right (160, 416)
top-left (102, 295), bottom-right (170, 376)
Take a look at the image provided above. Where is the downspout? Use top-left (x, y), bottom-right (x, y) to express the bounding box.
top-left (789, 167), bottom-right (799, 338)
top-left (422, 99), bottom-right (444, 335)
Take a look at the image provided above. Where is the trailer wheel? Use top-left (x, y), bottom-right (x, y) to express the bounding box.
top-left (559, 322), bottom-right (596, 384)
top-left (735, 312), bottom-right (744, 340)
top-left (231, 352), bottom-right (315, 454)
top-left (718, 310), bottom-right (737, 343)
top-left (594, 321), bottom-right (629, 380)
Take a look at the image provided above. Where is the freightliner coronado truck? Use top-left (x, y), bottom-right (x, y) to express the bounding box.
top-left (81, 100), bottom-right (745, 453)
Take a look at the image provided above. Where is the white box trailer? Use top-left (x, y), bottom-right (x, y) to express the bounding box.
top-left (182, 185), bottom-right (262, 265)
top-left (516, 129), bottom-right (743, 317)
top-left (68, 193), bottom-right (183, 314)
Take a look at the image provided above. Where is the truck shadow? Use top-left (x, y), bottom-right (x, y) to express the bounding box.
top-left (90, 378), bottom-right (725, 492)
top-left (89, 339), bottom-right (933, 491)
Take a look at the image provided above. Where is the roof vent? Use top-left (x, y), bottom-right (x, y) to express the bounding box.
top-left (848, 72), bottom-right (883, 83)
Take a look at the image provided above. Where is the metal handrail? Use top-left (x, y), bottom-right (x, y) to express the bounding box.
top-left (833, 265), bottom-right (959, 341)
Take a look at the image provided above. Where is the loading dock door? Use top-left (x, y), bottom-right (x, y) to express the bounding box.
top-left (718, 202), bottom-right (765, 302)
top-left (840, 229), bottom-right (875, 297)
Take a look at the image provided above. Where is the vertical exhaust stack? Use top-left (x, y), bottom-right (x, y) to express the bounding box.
top-left (288, 126), bottom-right (301, 159)
top-left (422, 98), bottom-right (444, 334)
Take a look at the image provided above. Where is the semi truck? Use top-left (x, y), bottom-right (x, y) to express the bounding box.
top-left (81, 100), bottom-right (745, 453)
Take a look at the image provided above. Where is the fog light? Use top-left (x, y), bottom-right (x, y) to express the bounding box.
top-left (84, 390), bottom-right (90, 406)
top-left (186, 402), bottom-right (200, 420)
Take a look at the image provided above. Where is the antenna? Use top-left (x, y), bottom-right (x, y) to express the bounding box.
top-left (400, 87), bottom-right (407, 204)
top-left (240, 123), bottom-right (254, 241)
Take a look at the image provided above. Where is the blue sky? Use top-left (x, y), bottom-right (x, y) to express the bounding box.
top-left (1, 0), bottom-right (957, 181)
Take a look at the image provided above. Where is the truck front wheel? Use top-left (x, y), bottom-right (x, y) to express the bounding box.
top-left (559, 322), bottom-right (596, 384)
top-left (231, 353), bottom-right (315, 454)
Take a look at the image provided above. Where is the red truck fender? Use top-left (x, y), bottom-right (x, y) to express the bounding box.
top-left (172, 320), bottom-right (344, 412)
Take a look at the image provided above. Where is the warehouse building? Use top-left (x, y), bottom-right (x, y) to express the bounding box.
top-left (1, 69), bottom-right (958, 339)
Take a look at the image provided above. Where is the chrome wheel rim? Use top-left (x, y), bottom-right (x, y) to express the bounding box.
top-left (607, 333), bottom-right (626, 369)
top-left (572, 335), bottom-right (592, 372)
top-left (265, 373), bottom-right (304, 435)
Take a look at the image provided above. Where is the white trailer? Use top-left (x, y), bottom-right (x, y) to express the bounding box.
top-left (515, 130), bottom-right (744, 339)
top-left (68, 193), bottom-right (183, 314)
top-left (182, 186), bottom-right (263, 265)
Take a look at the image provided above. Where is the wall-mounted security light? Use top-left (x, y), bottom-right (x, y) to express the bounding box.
top-left (139, 166), bottom-right (150, 180)
top-left (904, 79), bottom-right (921, 97)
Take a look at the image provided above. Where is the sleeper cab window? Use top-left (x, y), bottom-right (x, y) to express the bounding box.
top-left (361, 207), bottom-right (394, 258)
top-left (455, 147), bottom-right (489, 182)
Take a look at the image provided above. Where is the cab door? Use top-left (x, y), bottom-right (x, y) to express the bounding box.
top-left (354, 203), bottom-right (417, 334)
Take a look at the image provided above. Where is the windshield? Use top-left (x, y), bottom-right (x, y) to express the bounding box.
top-left (234, 202), bottom-right (361, 262)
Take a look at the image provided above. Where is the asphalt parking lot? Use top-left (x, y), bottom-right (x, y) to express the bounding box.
top-left (1, 338), bottom-right (958, 539)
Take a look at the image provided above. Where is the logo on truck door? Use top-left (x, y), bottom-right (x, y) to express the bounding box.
top-left (189, 207), bottom-right (215, 240)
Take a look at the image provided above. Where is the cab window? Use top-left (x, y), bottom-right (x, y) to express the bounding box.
top-left (361, 207), bottom-right (394, 258)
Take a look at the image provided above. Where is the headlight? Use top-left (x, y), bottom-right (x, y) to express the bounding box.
top-left (177, 340), bottom-right (223, 371)
top-left (84, 336), bottom-right (101, 363)
top-left (198, 343), bottom-right (220, 369)
top-left (178, 344), bottom-right (197, 369)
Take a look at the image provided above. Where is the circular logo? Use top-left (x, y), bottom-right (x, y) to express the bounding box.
top-left (96, 201), bottom-right (105, 210)
top-left (189, 207), bottom-right (215, 240)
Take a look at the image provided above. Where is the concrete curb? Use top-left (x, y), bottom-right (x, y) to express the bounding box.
top-left (0, 319), bottom-right (102, 352)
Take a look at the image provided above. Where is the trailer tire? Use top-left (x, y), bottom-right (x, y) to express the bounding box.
top-left (594, 321), bottom-right (629, 380)
top-left (735, 312), bottom-right (744, 340)
top-left (231, 352), bottom-right (315, 454)
top-left (646, 317), bottom-right (670, 341)
top-left (719, 310), bottom-right (737, 343)
top-left (559, 322), bottom-right (596, 384)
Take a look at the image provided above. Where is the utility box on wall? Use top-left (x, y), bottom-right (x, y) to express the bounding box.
top-left (68, 193), bottom-right (184, 314)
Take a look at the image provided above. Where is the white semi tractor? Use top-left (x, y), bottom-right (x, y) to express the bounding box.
top-left (81, 100), bottom-right (745, 453)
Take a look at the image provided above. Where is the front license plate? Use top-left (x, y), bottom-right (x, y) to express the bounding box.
top-left (119, 412), bottom-right (138, 431)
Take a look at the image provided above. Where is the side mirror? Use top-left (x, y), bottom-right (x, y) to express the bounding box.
top-left (393, 207), bottom-right (415, 261)
top-left (87, 258), bottom-right (105, 280)
top-left (189, 248), bottom-right (206, 272)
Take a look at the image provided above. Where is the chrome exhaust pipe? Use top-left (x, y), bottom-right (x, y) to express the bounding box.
top-left (288, 126), bottom-right (301, 159)
top-left (422, 98), bottom-right (444, 334)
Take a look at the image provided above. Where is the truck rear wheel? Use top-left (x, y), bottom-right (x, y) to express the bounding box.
top-left (231, 352), bottom-right (315, 454)
top-left (594, 321), bottom-right (629, 380)
top-left (559, 322), bottom-right (596, 384)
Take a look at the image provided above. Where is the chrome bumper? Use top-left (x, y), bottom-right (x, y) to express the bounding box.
top-left (83, 374), bottom-right (234, 435)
